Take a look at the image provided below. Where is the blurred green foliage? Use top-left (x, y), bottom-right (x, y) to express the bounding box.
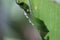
top-left (29, 0), bottom-right (60, 40)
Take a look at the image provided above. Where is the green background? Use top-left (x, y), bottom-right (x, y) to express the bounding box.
top-left (20, 0), bottom-right (60, 40)
top-left (30, 0), bottom-right (60, 40)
